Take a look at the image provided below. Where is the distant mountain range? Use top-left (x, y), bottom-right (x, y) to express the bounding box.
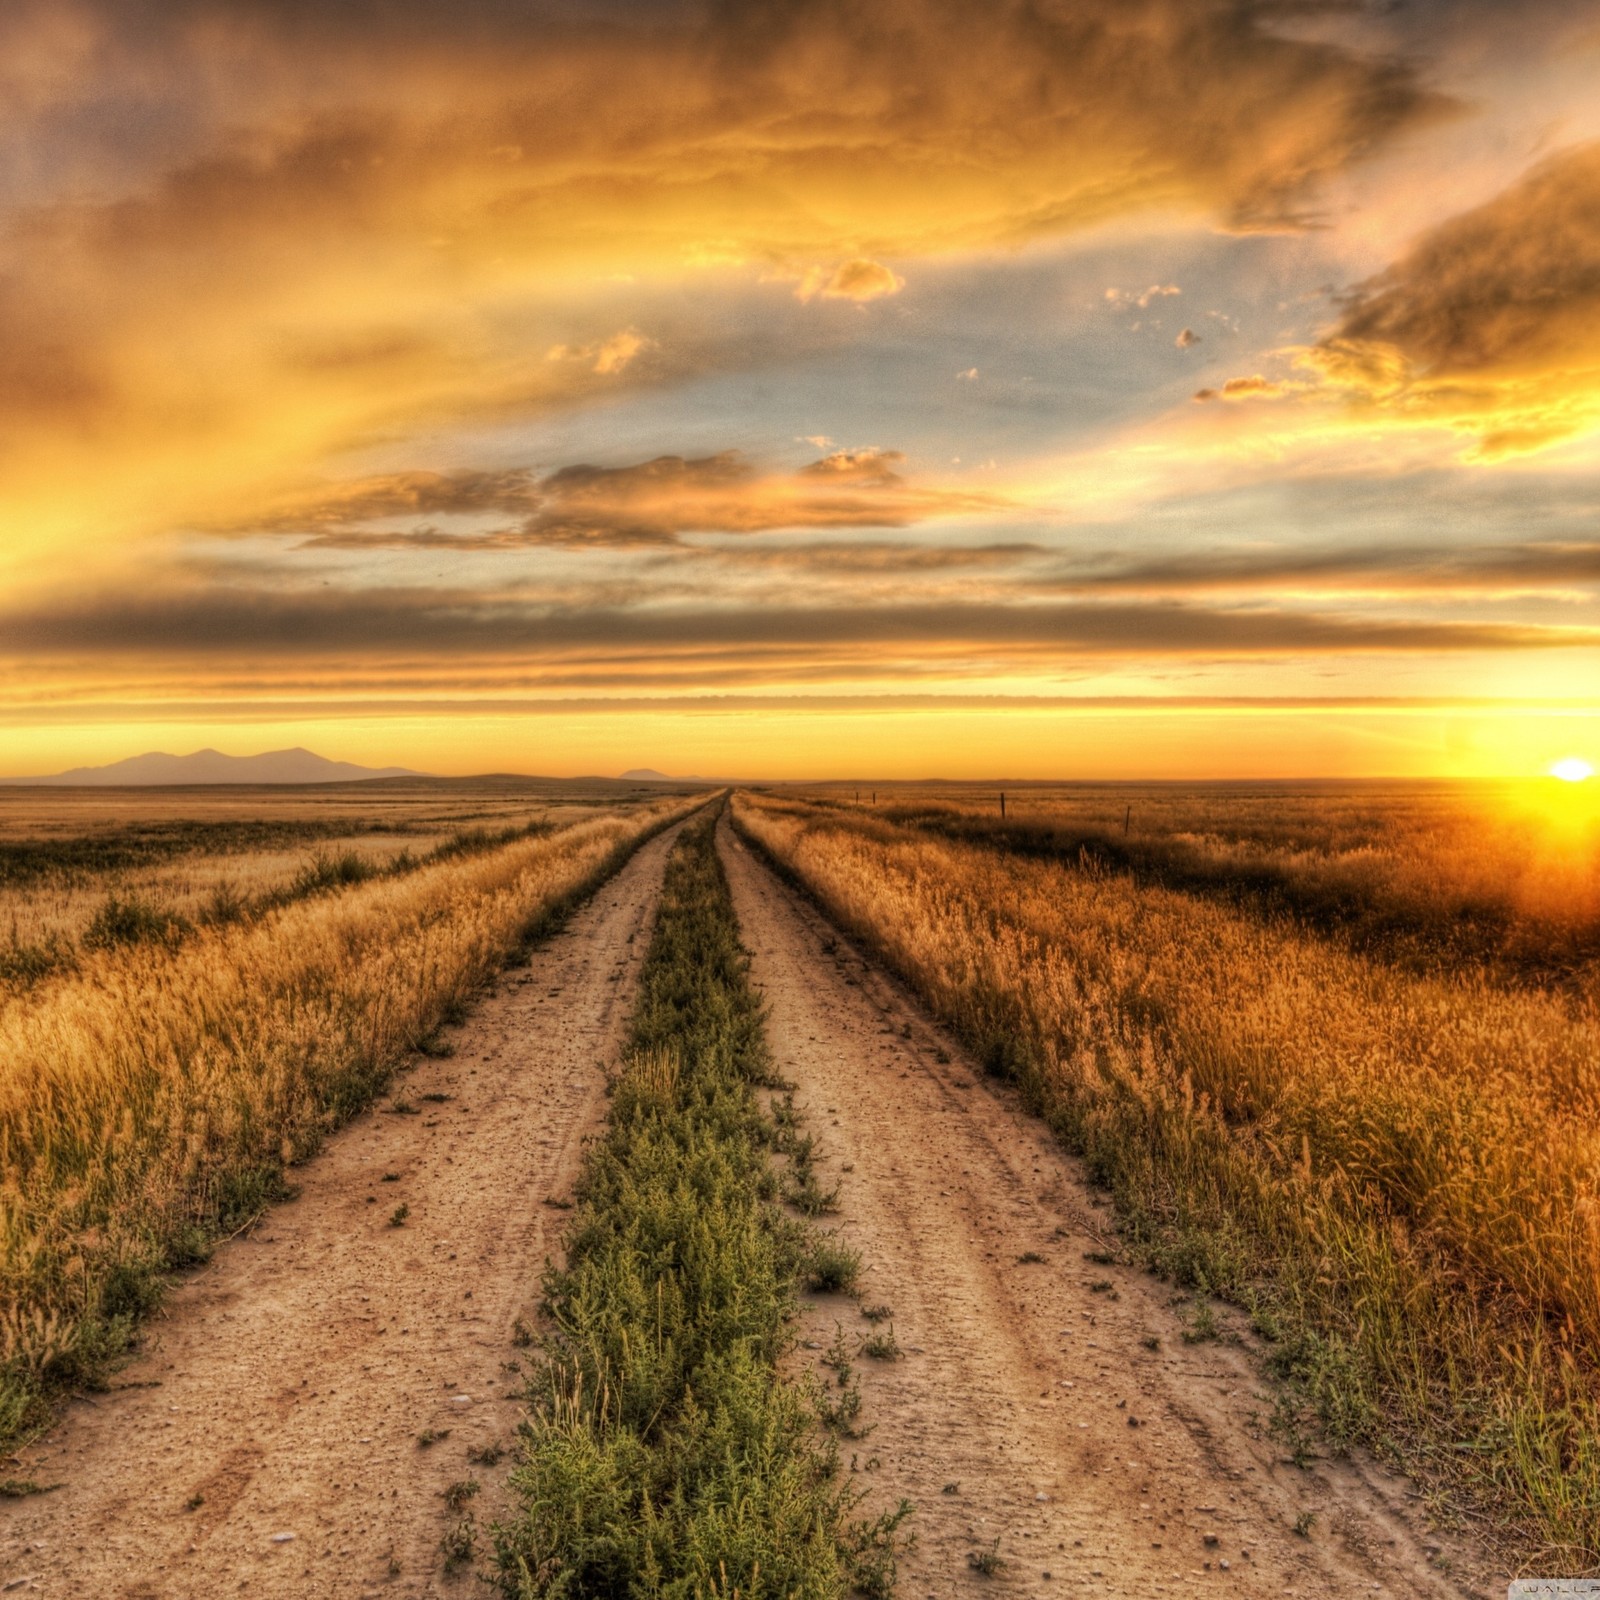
top-left (620, 768), bottom-right (717, 782)
top-left (0, 747), bottom-right (425, 787)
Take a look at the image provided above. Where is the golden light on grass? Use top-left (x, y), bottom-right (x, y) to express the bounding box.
top-left (0, 791), bottom-right (699, 1443)
top-left (734, 785), bottom-right (1600, 1562)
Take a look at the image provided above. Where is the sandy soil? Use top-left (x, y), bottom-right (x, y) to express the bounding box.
top-left (719, 817), bottom-right (1497, 1600)
top-left (0, 821), bottom-right (684, 1599)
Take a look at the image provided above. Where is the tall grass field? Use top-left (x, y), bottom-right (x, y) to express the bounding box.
top-left (0, 790), bottom-right (698, 1447)
top-left (735, 786), bottom-right (1600, 1571)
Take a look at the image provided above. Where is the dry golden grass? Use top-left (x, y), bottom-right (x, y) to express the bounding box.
top-left (2, 833), bottom-right (431, 958)
top-left (736, 790), bottom-right (1600, 1569)
top-left (0, 780), bottom-right (654, 974)
top-left (0, 791), bottom-right (699, 1443)
top-left (785, 779), bottom-right (1600, 987)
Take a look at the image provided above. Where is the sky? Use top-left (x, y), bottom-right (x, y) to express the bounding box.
top-left (1, 0), bottom-right (1598, 779)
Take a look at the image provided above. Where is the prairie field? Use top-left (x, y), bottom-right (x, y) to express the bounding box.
top-left (735, 784), bottom-right (1600, 1569)
top-left (3, 776), bottom-right (1585, 1596)
top-left (788, 780), bottom-right (1600, 988)
top-left (0, 778), bottom-right (674, 987)
top-left (0, 778), bottom-right (700, 1447)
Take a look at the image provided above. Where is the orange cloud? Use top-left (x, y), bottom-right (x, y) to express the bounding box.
top-left (796, 448), bottom-right (907, 485)
top-left (796, 259), bottom-right (906, 303)
top-left (1193, 374), bottom-right (1299, 403)
top-left (223, 448), bottom-right (1001, 549)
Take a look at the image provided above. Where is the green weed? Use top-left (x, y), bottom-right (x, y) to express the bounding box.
top-left (806, 1234), bottom-right (862, 1295)
top-left (441, 1516), bottom-right (478, 1574)
top-left (968, 1539), bottom-right (1005, 1575)
top-left (445, 1478), bottom-right (480, 1513)
top-left (82, 893), bottom-right (190, 952)
top-left (862, 1326), bottom-right (901, 1362)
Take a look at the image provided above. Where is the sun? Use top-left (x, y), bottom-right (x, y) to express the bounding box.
top-left (1550, 757), bottom-right (1595, 783)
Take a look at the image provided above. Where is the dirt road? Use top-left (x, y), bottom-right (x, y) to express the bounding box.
top-left (0, 821), bottom-right (684, 1599)
top-left (0, 809), bottom-right (1497, 1599)
top-left (719, 817), bottom-right (1493, 1600)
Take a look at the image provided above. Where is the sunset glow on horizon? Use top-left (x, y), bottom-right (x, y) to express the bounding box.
top-left (3, 0), bottom-right (1599, 780)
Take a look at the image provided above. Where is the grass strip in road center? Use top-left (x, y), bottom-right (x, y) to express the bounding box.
top-left (494, 807), bottom-right (905, 1598)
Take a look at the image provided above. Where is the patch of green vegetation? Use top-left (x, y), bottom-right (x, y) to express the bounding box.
top-left (804, 1233), bottom-right (862, 1296)
top-left (82, 893), bottom-right (191, 952)
top-left (495, 808), bottom-right (908, 1598)
top-left (783, 1152), bottom-right (842, 1218)
top-left (0, 933), bottom-right (74, 985)
top-left (291, 849), bottom-right (378, 897)
top-left (968, 1539), bottom-right (1005, 1575)
top-left (442, 1515), bottom-right (479, 1573)
top-left (445, 1478), bottom-right (480, 1512)
top-left (862, 1326), bottom-right (901, 1362)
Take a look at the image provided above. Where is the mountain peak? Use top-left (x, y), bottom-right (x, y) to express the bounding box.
top-left (619, 768), bottom-right (720, 784)
top-left (0, 748), bottom-right (426, 787)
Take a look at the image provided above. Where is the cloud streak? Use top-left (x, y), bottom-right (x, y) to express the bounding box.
top-left (223, 448), bottom-right (1002, 549)
top-left (1041, 539), bottom-right (1600, 598)
top-left (4, 587), bottom-right (1593, 671)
